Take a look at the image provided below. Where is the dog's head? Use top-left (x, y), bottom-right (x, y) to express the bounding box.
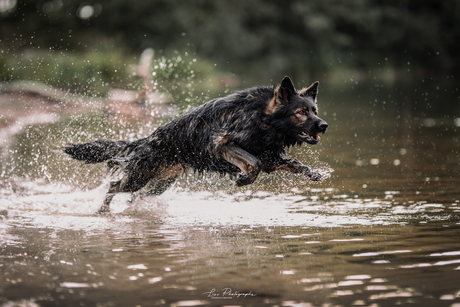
top-left (266, 76), bottom-right (328, 145)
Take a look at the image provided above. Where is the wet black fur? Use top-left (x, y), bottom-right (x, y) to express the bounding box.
top-left (64, 76), bottom-right (328, 213)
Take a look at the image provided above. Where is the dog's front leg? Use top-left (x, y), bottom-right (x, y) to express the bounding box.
top-left (217, 144), bottom-right (262, 186)
top-left (266, 158), bottom-right (322, 181)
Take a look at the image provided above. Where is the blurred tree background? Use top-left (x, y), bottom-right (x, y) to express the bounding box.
top-left (1, 0), bottom-right (459, 94)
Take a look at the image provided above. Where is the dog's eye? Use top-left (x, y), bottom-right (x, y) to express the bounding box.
top-left (297, 110), bottom-right (308, 116)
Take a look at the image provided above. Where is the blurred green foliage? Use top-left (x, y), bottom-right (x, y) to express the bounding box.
top-left (0, 43), bottom-right (217, 102)
top-left (0, 44), bottom-right (131, 95)
top-left (1, 0), bottom-right (459, 85)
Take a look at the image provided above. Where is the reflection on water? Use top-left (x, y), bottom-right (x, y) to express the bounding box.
top-left (1, 81), bottom-right (460, 306)
top-left (2, 219), bottom-right (460, 306)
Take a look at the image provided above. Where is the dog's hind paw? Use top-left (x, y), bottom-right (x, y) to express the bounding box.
top-left (96, 204), bottom-right (111, 215)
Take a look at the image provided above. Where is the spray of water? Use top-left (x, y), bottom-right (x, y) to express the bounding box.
top-left (0, 51), bottom-right (336, 228)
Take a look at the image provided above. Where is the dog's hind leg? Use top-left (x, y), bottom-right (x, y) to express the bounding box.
top-left (98, 193), bottom-right (115, 214)
top-left (96, 173), bottom-right (150, 213)
top-left (140, 164), bottom-right (183, 197)
top-left (96, 180), bottom-right (126, 214)
top-left (144, 176), bottom-right (179, 196)
top-left (147, 163), bottom-right (183, 194)
top-left (97, 163), bottom-right (183, 213)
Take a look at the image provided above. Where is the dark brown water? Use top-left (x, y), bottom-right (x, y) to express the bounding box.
top-left (1, 80), bottom-right (460, 307)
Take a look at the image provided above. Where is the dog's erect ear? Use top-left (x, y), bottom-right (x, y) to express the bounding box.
top-left (278, 76), bottom-right (296, 103)
top-left (299, 81), bottom-right (319, 101)
top-left (266, 76), bottom-right (297, 115)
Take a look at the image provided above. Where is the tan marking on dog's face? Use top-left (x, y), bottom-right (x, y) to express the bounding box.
top-left (292, 107), bottom-right (309, 127)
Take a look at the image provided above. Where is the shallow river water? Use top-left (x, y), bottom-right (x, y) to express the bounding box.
top-left (1, 79), bottom-right (460, 307)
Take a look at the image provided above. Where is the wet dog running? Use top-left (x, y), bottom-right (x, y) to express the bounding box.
top-left (64, 76), bottom-right (328, 213)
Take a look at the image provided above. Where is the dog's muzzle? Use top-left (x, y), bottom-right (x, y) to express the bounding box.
top-left (298, 119), bottom-right (328, 145)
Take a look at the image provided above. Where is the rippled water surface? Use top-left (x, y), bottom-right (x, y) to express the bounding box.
top-left (1, 82), bottom-right (460, 307)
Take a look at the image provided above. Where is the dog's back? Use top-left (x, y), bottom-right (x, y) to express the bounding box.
top-left (154, 86), bottom-right (277, 174)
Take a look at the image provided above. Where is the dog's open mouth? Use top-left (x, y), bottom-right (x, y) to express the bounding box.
top-left (299, 131), bottom-right (321, 144)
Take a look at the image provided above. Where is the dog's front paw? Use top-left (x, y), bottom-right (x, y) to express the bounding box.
top-left (236, 174), bottom-right (252, 186)
top-left (303, 167), bottom-right (322, 181)
top-left (309, 170), bottom-right (322, 181)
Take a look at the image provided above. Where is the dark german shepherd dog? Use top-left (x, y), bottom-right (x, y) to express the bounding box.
top-left (64, 76), bottom-right (328, 213)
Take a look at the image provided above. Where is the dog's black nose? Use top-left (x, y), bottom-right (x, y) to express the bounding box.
top-left (318, 120), bottom-right (328, 133)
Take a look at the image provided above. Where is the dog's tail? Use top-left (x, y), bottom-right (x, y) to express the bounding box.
top-left (63, 139), bottom-right (137, 164)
